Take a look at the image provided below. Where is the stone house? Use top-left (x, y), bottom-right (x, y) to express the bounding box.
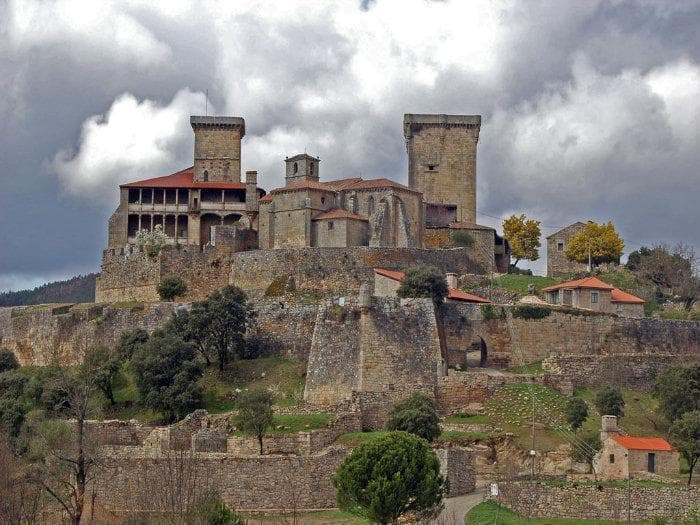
top-left (107, 117), bottom-right (265, 248)
top-left (546, 222), bottom-right (588, 277)
top-left (542, 276), bottom-right (645, 317)
top-left (373, 268), bottom-right (490, 304)
top-left (594, 416), bottom-right (679, 480)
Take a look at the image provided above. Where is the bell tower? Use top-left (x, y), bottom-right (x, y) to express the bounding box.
top-left (285, 154), bottom-right (320, 186)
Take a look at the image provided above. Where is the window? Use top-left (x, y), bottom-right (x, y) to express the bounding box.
top-left (647, 453), bottom-right (656, 473)
top-left (309, 162), bottom-right (314, 176)
top-left (321, 197), bottom-right (325, 205)
top-left (328, 221), bottom-right (334, 230)
top-left (551, 291), bottom-right (559, 304)
top-left (428, 164), bottom-right (436, 171)
top-left (591, 291), bottom-right (599, 304)
top-left (557, 242), bottom-right (564, 251)
top-left (293, 162), bottom-right (298, 174)
top-left (609, 454), bottom-right (615, 464)
top-left (203, 170), bottom-right (209, 182)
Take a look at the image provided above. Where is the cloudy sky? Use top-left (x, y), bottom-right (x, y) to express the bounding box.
top-left (1, 0), bottom-right (699, 290)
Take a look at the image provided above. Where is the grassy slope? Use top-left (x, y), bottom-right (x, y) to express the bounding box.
top-left (466, 501), bottom-right (651, 525)
top-left (490, 275), bottom-right (561, 295)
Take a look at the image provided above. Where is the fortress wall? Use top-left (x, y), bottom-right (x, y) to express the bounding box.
top-left (543, 353), bottom-right (700, 391)
top-left (250, 300), bottom-right (320, 361)
top-left (0, 303), bottom-right (176, 366)
top-left (229, 247), bottom-right (482, 297)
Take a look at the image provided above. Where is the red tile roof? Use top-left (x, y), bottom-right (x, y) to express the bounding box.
top-left (448, 222), bottom-right (495, 231)
top-left (259, 194), bottom-right (273, 203)
top-left (541, 276), bottom-right (615, 292)
top-left (611, 435), bottom-right (675, 451)
top-left (313, 209), bottom-right (368, 221)
top-left (121, 166), bottom-right (253, 190)
top-left (372, 268), bottom-right (490, 303)
top-left (322, 178), bottom-right (364, 190)
top-left (610, 288), bottom-right (645, 304)
top-left (270, 180), bottom-right (337, 194)
top-left (344, 178), bottom-right (420, 193)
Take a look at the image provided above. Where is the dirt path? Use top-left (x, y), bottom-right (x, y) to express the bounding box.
top-left (427, 487), bottom-right (486, 524)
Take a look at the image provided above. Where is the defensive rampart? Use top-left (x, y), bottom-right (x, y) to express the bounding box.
top-left (229, 247), bottom-right (482, 296)
top-left (494, 481), bottom-right (699, 522)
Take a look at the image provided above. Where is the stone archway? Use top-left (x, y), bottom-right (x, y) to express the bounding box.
top-left (466, 335), bottom-right (488, 368)
top-left (200, 213), bottom-right (222, 245)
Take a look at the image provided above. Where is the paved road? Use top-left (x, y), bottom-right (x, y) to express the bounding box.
top-left (427, 487), bottom-right (486, 525)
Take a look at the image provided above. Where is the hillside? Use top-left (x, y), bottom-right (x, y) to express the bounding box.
top-left (0, 273), bottom-right (97, 306)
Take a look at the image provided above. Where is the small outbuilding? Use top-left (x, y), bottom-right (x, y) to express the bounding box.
top-left (541, 276), bottom-right (645, 317)
top-left (594, 416), bottom-right (679, 480)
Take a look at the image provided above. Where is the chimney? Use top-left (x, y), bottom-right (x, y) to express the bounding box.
top-left (600, 415), bottom-right (619, 442)
top-left (445, 272), bottom-right (458, 289)
top-left (245, 170), bottom-right (258, 212)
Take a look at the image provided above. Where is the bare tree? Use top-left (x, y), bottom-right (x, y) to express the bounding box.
top-left (0, 432), bottom-right (46, 524)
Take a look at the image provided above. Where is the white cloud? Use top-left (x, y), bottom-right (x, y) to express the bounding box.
top-left (52, 89), bottom-right (206, 204)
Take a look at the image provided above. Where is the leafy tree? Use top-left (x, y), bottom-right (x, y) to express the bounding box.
top-left (629, 244), bottom-right (699, 310)
top-left (564, 221), bottom-right (624, 268)
top-left (571, 430), bottom-right (602, 479)
top-left (386, 393), bottom-right (441, 442)
top-left (565, 397), bottom-right (588, 432)
top-left (202, 286), bottom-right (256, 371)
top-left (131, 331), bottom-right (203, 422)
top-left (502, 214), bottom-right (541, 267)
top-left (0, 350), bottom-right (19, 372)
top-left (595, 386), bottom-right (625, 418)
top-left (236, 389), bottom-right (274, 455)
top-left (157, 275), bottom-right (188, 302)
top-left (669, 410), bottom-right (700, 485)
top-left (82, 347), bottom-right (123, 406)
top-left (0, 398), bottom-right (25, 438)
top-left (397, 265), bottom-right (449, 304)
top-left (166, 304), bottom-right (215, 367)
top-left (334, 432), bottom-right (448, 524)
top-left (653, 366), bottom-right (700, 423)
top-left (116, 328), bottom-right (149, 360)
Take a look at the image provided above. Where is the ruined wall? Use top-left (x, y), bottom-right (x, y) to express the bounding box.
top-left (249, 299), bottom-right (319, 361)
top-left (0, 303), bottom-right (176, 366)
top-left (229, 247), bottom-right (482, 297)
top-left (543, 353), bottom-right (700, 391)
top-left (436, 447), bottom-right (476, 496)
top-left (494, 482), bottom-right (698, 522)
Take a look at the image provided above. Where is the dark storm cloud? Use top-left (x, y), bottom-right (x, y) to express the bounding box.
top-left (1, 0), bottom-right (698, 289)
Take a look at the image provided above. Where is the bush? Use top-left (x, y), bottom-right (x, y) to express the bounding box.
top-left (653, 366), bottom-right (700, 423)
top-left (0, 398), bottom-right (25, 437)
top-left (386, 393), bottom-right (441, 442)
top-left (157, 276), bottom-right (188, 302)
top-left (0, 350), bottom-right (19, 372)
top-left (511, 305), bottom-right (551, 319)
top-left (333, 432), bottom-right (447, 523)
top-left (449, 230), bottom-right (475, 248)
top-left (0, 370), bottom-right (28, 399)
top-left (565, 397), bottom-right (588, 431)
top-left (397, 265), bottom-right (448, 304)
top-left (595, 386), bottom-right (625, 418)
top-left (198, 494), bottom-right (243, 525)
top-left (116, 328), bottom-right (150, 361)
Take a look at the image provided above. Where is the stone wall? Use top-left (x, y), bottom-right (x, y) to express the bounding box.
top-left (0, 302), bottom-right (176, 365)
top-left (546, 222), bottom-right (587, 277)
top-left (543, 353), bottom-right (700, 391)
top-left (229, 247), bottom-right (482, 297)
top-left (436, 447), bottom-right (476, 496)
top-left (249, 299), bottom-right (319, 361)
top-left (304, 297), bottom-right (443, 429)
top-left (494, 482), bottom-right (699, 522)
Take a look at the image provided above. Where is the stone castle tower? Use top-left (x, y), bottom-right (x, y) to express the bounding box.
top-left (191, 116), bottom-right (245, 183)
top-left (403, 114), bottom-right (481, 223)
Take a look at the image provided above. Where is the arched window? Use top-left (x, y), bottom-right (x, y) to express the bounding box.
top-left (203, 170), bottom-right (209, 182)
top-left (368, 196), bottom-right (375, 215)
top-left (293, 162), bottom-right (298, 174)
top-left (309, 162), bottom-right (314, 176)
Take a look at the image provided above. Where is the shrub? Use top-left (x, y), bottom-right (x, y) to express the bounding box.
top-left (511, 305), bottom-right (551, 319)
top-left (669, 410), bottom-right (700, 485)
top-left (0, 350), bottom-right (19, 372)
top-left (198, 494), bottom-right (243, 525)
top-left (333, 432), bottom-right (447, 523)
top-left (0, 370), bottom-right (28, 399)
top-left (386, 393), bottom-right (441, 442)
top-left (397, 265), bottom-right (448, 304)
top-left (157, 276), bottom-right (188, 301)
top-left (565, 397), bottom-right (588, 431)
top-left (116, 328), bottom-right (150, 361)
top-left (595, 386), bottom-right (625, 418)
top-left (653, 365), bottom-right (700, 422)
top-left (0, 398), bottom-right (25, 437)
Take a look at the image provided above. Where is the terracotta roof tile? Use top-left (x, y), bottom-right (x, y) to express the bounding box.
top-left (121, 166), bottom-right (257, 191)
top-left (259, 194), bottom-right (273, 203)
top-left (373, 268), bottom-right (405, 282)
top-left (270, 180), bottom-right (336, 194)
top-left (541, 276), bottom-right (615, 292)
top-left (610, 288), bottom-right (645, 304)
top-left (321, 178), bottom-right (364, 191)
top-left (313, 209), bottom-right (368, 221)
top-left (611, 435), bottom-right (675, 451)
top-left (346, 178), bottom-right (420, 193)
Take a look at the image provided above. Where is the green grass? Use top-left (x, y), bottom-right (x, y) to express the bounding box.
top-left (506, 360), bottom-right (545, 375)
top-left (658, 308), bottom-right (700, 321)
top-left (335, 431), bottom-right (391, 446)
top-left (267, 413), bottom-right (336, 434)
top-left (465, 500), bottom-right (652, 524)
top-left (444, 414), bottom-right (492, 424)
top-left (248, 509), bottom-right (371, 524)
top-left (436, 430), bottom-right (493, 443)
top-left (490, 275), bottom-right (561, 295)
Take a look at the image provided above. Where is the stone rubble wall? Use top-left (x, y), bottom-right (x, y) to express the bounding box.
top-left (436, 447), bottom-right (476, 496)
top-left (494, 481), bottom-right (699, 522)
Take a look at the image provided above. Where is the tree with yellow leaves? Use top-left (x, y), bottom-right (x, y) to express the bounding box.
top-left (502, 214), bottom-right (542, 268)
top-left (564, 221), bottom-right (624, 268)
